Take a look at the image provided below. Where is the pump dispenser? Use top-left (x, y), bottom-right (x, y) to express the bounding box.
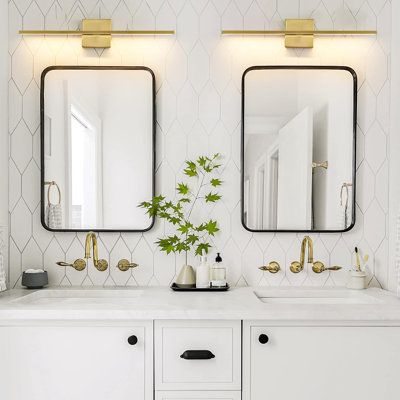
top-left (211, 253), bottom-right (227, 288)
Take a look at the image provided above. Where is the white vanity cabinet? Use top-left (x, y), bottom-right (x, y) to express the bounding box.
top-left (0, 322), bottom-right (153, 400)
top-left (243, 323), bottom-right (400, 400)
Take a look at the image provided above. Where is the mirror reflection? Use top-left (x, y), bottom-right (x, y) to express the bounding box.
top-left (243, 67), bottom-right (356, 232)
top-left (42, 67), bottom-right (154, 231)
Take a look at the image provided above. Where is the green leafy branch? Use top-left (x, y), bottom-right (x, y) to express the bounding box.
top-left (139, 154), bottom-right (223, 261)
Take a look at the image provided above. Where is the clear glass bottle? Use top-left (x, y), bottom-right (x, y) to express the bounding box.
top-left (211, 253), bottom-right (227, 288)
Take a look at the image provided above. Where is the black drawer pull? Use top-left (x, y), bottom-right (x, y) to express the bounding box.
top-left (180, 350), bottom-right (215, 360)
top-left (127, 335), bottom-right (138, 345)
top-left (259, 334), bottom-right (269, 344)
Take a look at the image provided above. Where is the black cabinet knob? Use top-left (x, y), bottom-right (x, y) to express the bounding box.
top-left (259, 334), bottom-right (269, 344)
top-left (127, 335), bottom-right (138, 345)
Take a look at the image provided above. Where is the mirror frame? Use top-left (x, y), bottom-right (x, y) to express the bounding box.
top-left (241, 65), bottom-right (357, 233)
top-left (40, 65), bottom-right (156, 233)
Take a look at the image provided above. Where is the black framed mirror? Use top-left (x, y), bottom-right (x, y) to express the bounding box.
top-left (241, 66), bottom-right (357, 233)
top-left (40, 66), bottom-right (155, 232)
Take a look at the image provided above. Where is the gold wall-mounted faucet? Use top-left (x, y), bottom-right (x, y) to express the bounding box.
top-left (290, 236), bottom-right (342, 273)
top-left (290, 236), bottom-right (313, 273)
top-left (85, 232), bottom-right (108, 271)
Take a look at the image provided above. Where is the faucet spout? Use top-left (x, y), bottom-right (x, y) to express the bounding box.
top-left (85, 232), bottom-right (108, 271)
top-left (85, 232), bottom-right (99, 265)
top-left (300, 236), bottom-right (313, 265)
top-left (290, 236), bottom-right (314, 273)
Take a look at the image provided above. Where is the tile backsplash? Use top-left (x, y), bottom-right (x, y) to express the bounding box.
top-left (8, 0), bottom-right (391, 288)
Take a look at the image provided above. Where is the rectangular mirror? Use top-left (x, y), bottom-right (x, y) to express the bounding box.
top-left (41, 66), bottom-right (155, 232)
top-left (242, 66), bottom-right (356, 232)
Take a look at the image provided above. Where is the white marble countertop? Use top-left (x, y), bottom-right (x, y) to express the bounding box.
top-left (0, 286), bottom-right (400, 325)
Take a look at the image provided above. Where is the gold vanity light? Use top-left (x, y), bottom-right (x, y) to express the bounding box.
top-left (222, 19), bottom-right (377, 48)
top-left (19, 19), bottom-right (175, 48)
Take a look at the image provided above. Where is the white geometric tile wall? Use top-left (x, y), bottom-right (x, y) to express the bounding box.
top-left (8, 0), bottom-right (392, 288)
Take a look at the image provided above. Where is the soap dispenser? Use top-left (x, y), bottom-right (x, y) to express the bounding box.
top-left (196, 256), bottom-right (210, 288)
top-left (211, 253), bottom-right (227, 288)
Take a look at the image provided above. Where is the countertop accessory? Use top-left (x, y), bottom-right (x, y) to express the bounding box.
top-left (139, 154), bottom-right (223, 280)
top-left (171, 283), bottom-right (229, 292)
top-left (355, 247), bottom-right (361, 271)
top-left (347, 270), bottom-right (367, 290)
top-left (211, 253), bottom-right (227, 287)
top-left (175, 265), bottom-right (196, 288)
top-left (22, 270), bottom-right (48, 289)
top-left (196, 256), bottom-right (210, 288)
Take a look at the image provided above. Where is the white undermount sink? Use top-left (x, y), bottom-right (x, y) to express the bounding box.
top-left (11, 289), bottom-right (144, 306)
top-left (254, 289), bottom-right (383, 305)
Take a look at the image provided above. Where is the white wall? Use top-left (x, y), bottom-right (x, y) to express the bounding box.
top-left (388, 0), bottom-right (400, 294)
top-left (7, 0), bottom-right (393, 289)
top-left (0, 0), bottom-right (9, 282)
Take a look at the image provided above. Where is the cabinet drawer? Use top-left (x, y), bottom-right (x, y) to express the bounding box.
top-left (156, 391), bottom-right (240, 400)
top-left (155, 320), bottom-right (241, 391)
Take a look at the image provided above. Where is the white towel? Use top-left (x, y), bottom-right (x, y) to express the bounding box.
top-left (46, 204), bottom-right (63, 229)
top-left (0, 230), bottom-right (6, 291)
top-left (0, 252), bottom-right (6, 292)
top-left (396, 205), bottom-right (400, 297)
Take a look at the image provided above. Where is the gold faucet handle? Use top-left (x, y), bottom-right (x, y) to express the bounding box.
top-left (56, 259), bottom-right (86, 271)
top-left (259, 261), bottom-right (280, 274)
top-left (96, 259), bottom-right (108, 272)
top-left (290, 261), bottom-right (303, 273)
top-left (118, 259), bottom-right (139, 272)
top-left (312, 261), bottom-right (342, 274)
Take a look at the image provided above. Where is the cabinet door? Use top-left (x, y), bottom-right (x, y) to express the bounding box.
top-left (0, 323), bottom-right (152, 400)
top-left (244, 325), bottom-right (400, 400)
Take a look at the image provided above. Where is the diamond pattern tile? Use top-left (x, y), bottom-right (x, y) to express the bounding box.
top-left (5, 0), bottom-right (392, 289)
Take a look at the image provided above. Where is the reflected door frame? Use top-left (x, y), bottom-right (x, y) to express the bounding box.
top-left (65, 81), bottom-right (104, 229)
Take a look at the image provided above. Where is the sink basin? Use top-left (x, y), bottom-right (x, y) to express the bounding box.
top-left (11, 289), bottom-right (144, 306)
top-left (254, 289), bottom-right (383, 305)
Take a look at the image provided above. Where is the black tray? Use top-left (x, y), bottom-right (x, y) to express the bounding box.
top-left (170, 283), bottom-right (230, 292)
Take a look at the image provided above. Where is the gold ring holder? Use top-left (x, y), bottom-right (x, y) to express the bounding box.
top-left (45, 181), bottom-right (61, 206)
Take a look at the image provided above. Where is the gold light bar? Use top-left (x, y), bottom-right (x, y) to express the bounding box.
top-left (222, 19), bottom-right (377, 48)
top-left (19, 19), bottom-right (175, 48)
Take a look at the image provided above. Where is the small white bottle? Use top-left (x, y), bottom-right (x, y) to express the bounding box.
top-left (196, 256), bottom-right (210, 288)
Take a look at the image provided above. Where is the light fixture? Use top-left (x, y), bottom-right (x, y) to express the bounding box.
top-left (222, 19), bottom-right (377, 48)
top-left (19, 19), bottom-right (175, 48)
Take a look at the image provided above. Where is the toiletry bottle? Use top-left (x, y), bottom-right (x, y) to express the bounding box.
top-left (196, 256), bottom-right (210, 288)
top-left (211, 253), bottom-right (227, 288)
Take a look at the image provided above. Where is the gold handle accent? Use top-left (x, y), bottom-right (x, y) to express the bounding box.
top-left (290, 261), bottom-right (303, 273)
top-left (96, 259), bottom-right (109, 272)
top-left (56, 259), bottom-right (86, 271)
top-left (117, 259), bottom-right (139, 272)
top-left (312, 261), bottom-right (342, 274)
top-left (259, 261), bottom-right (280, 274)
top-left (312, 161), bottom-right (328, 170)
